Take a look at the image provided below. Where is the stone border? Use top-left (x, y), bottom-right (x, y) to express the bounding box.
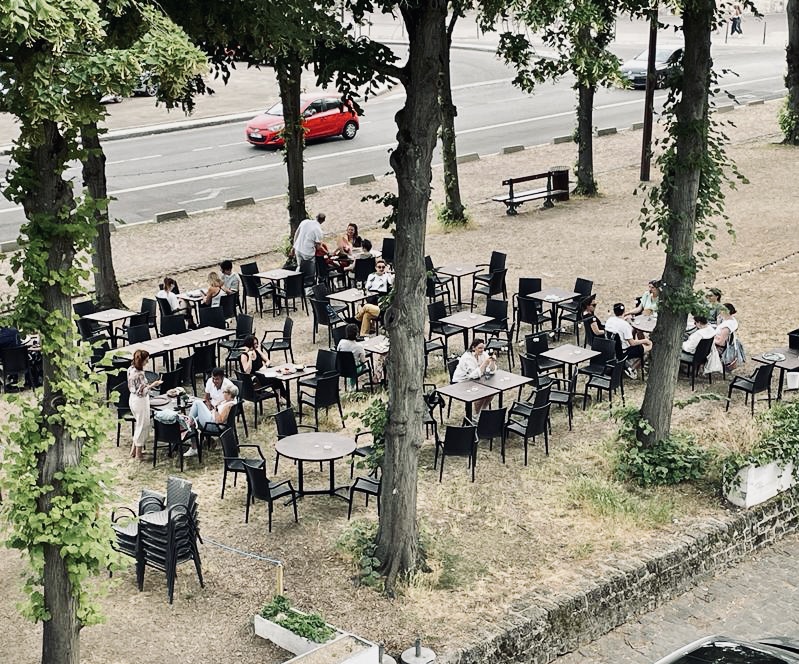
top-left (438, 490), bottom-right (799, 664)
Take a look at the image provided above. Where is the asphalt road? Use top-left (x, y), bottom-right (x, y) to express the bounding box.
top-left (0, 42), bottom-right (786, 242)
top-left (556, 531), bottom-right (799, 663)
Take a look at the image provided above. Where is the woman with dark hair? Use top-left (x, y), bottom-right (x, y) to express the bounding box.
top-left (629, 280), bottom-right (661, 317)
top-left (714, 303), bottom-right (738, 351)
top-left (452, 337), bottom-right (497, 415)
top-left (127, 349), bottom-right (162, 461)
top-left (238, 334), bottom-right (288, 402)
top-left (337, 223), bottom-right (362, 255)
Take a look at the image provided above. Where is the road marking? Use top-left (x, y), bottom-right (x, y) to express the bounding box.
top-left (177, 187), bottom-right (235, 204)
top-left (191, 146), bottom-right (216, 152)
top-left (107, 154), bottom-right (162, 165)
top-left (217, 141), bottom-right (243, 148)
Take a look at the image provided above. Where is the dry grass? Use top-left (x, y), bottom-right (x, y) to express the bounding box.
top-left (0, 100), bottom-right (795, 662)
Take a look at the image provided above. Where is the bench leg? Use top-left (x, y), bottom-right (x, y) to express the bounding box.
top-left (505, 203), bottom-right (518, 216)
top-left (543, 198), bottom-right (554, 209)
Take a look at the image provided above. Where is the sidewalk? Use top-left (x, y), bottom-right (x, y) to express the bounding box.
top-left (0, 10), bottom-right (787, 148)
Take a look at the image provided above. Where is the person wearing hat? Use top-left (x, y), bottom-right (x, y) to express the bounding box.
top-left (705, 288), bottom-right (723, 325)
top-left (629, 280), bottom-right (661, 317)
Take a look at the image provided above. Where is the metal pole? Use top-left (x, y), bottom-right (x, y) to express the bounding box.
top-left (639, 4), bottom-right (659, 182)
top-left (763, 19), bottom-right (767, 45)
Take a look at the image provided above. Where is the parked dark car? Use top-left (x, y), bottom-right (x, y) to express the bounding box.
top-left (620, 45), bottom-right (683, 89)
top-left (654, 635), bottom-right (799, 663)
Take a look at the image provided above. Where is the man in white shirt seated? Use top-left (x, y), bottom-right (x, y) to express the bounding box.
top-left (604, 302), bottom-right (652, 379)
top-left (355, 259), bottom-right (394, 336)
top-left (204, 367), bottom-right (235, 409)
top-left (680, 314), bottom-right (716, 363)
top-left (219, 260), bottom-right (240, 295)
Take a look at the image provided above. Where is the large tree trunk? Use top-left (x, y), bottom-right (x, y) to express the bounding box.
top-left (18, 119), bottom-right (83, 664)
top-left (786, 0), bottom-right (799, 144)
top-left (574, 81), bottom-right (597, 196)
top-left (81, 122), bottom-right (124, 309)
top-left (439, 17), bottom-right (466, 224)
top-left (276, 56), bottom-right (308, 240)
top-left (637, 0), bottom-right (714, 446)
top-left (375, 0), bottom-right (447, 593)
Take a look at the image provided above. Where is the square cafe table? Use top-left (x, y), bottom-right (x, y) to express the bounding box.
top-left (437, 380), bottom-right (500, 419)
top-left (480, 369), bottom-right (534, 408)
top-left (528, 288), bottom-right (579, 331)
top-left (118, 326), bottom-right (233, 370)
top-left (752, 347), bottom-right (799, 401)
top-left (630, 315), bottom-right (658, 335)
top-left (540, 343), bottom-right (600, 382)
top-left (259, 363), bottom-right (317, 407)
top-left (439, 311), bottom-right (493, 349)
top-left (255, 268), bottom-right (302, 282)
top-left (327, 287), bottom-right (375, 318)
top-left (436, 263), bottom-right (480, 309)
top-left (362, 335), bottom-right (390, 356)
top-left (82, 308), bottom-right (138, 345)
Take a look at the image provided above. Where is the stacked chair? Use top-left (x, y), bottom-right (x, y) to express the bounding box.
top-left (111, 477), bottom-right (203, 603)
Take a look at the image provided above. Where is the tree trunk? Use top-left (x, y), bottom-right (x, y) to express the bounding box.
top-left (276, 56), bottom-right (308, 240)
top-left (439, 22), bottom-right (466, 224)
top-left (18, 119), bottom-right (83, 664)
top-left (375, 0), bottom-right (447, 594)
top-left (574, 81), bottom-right (597, 196)
top-left (637, 0), bottom-right (714, 446)
top-left (786, 0), bottom-right (799, 144)
top-left (81, 122), bottom-right (124, 309)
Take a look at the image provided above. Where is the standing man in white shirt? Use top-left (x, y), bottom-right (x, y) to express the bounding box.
top-left (292, 212), bottom-right (325, 289)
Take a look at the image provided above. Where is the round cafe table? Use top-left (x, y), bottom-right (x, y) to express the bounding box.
top-left (275, 432), bottom-right (356, 501)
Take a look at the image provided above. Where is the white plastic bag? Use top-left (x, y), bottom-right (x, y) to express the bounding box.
top-left (704, 344), bottom-right (723, 375)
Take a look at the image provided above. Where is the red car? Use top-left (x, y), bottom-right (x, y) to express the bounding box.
top-left (245, 93), bottom-right (360, 147)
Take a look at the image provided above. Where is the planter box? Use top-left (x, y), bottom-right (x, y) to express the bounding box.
top-left (254, 613), bottom-right (384, 663)
top-left (725, 461), bottom-right (795, 508)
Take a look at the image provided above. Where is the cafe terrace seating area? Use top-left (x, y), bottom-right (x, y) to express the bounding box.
top-left (1, 237), bottom-right (791, 601)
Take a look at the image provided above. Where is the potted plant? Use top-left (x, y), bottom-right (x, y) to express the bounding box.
top-left (723, 402), bottom-right (799, 508)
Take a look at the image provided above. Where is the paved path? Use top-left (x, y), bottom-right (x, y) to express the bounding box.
top-left (557, 532), bottom-right (799, 663)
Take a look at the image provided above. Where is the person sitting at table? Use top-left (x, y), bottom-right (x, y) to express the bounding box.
top-left (628, 280), bottom-right (661, 317)
top-left (203, 271), bottom-right (224, 307)
top-left (714, 303), bottom-right (738, 352)
top-left (354, 259), bottom-right (394, 336)
top-left (204, 367), bottom-right (234, 408)
top-left (238, 334), bottom-right (288, 402)
top-left (184, 383), bottom-right (238, 457)
top-left (336, 223), bottom-right (362, 258)
top-left (337, 323), bottom-right (372, 387)
top-left (157, 276), bottom-right (195, 327)
top-left (342, 239), bottom-right (374, 274)
top-left (680, 314), bottom-right (717, 363)
top-left (219, 260), bottom-right (240, 295)
top-left (452, 337), bottom-right (497, 416)
top-left (581, 296), bottom-right (604, 339)
top-left (605, 303), bottom-right (652, 380)
top-left (704, 287), bottom-right (723, 324)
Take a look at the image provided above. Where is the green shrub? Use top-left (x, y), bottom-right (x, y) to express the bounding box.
top-left (260, 595), bottom-right (335, 643)
top-left (612, 407), bottom-right (710, 486)
top-left (336, 520), bottom-right (382, 588)
top-left (434, 202), bottom-right (470, 228)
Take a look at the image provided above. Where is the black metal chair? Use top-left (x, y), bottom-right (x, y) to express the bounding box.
top-left (199, 306), bottom-right (226, 330)
top-left (298, 349), bottom-right (338, 393)
top-left (109, 379), bottom-right (135, 446)
top-left (550, 373), bottom-right (578, 431)
top-left (309, 297), bottom-right (346, 346)
top-left (514, 293), bottom-right (550, 341)
top-left (347, 476), bottom-right (381, 519)
top-left (235, 371), bottom-right (281, 430)
top-left (158, 366), bottom-right (183, 394)
top-left (126, 324), bottom-right (151, 344)
top-left (0, 344), bottom-right (32, 392)
top-left (428, 300), bottom-right (463, 360)
top-left (240, 273), bottom-right (273, 316)
top-left (261, 317), bottom-right (295, 363)
top-left (243, 462), bottom-right (298, 532)
top-left (220, 313), bottom-right (255, 371)
top-left (297, 374), bottom-right (345, 428)
top-left (680, 336), bottom-right (715, 391)
top-left (476, 299), bottom-right (514, 368)
top-left (525, 332), bottom-right (564, 376)
top-left (424, 255), bottom-right (454, 293)
top-left (558, 294), bottom-right (595, 345)
top-left (336, 350), bottom-right (375, 392)
top-left (240, 262), bottom-right (259, 275)
top-left (727, 363), bottom-right (774, 416)
top-left (504, 402), bottom-right (551, 464)
top-left (189, 344), bottom-right (217, 395)
top-left (473, 251), bottom-right (506, 289)
top-left (434, 424), bottom-right (479, 482)
top-left (220, 428), bottom-right (265, 499)
top-left (557, 279), bottom-right (593, 339)
top-left (140, 298), bottom-right (159, 337)
top-left (475, 407), bottom-right (507, 453)
top-left (153, 420), bottom-right (200, 471)
top-left (273, 408), bottom-right (318, 473)
top-left (470, 268), bottom-right (507, 311)
top-left (352, 256), bottom-right (376, 288)
top-left (160, 314), bottom-right (187, 337)
top-left (272, 273), bottom-right (307, 316)
top-left (577, 337), bottom-right (617, 379)
top-left (582, 360), bottom-right (625, 409)
top-left (380, 237), bottom-right (395, 265)
top-left (199, 400), bottom-right (239, 449)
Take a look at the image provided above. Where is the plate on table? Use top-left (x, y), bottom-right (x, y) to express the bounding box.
top-left (762, 352), bottom-right (786, 362)
top-left (261, 369), bottom-right (278, 378)
top-left (544, 295), bottom-right (558, 302)
top-left (150, 395), bottom-right (171, 407)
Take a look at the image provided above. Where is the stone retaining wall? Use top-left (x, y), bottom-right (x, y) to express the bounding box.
top-left (438, 490), bottom-right (799, 664)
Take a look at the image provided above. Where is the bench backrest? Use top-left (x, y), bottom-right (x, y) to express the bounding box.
top-left (501, 172), bottom-right (550, 187)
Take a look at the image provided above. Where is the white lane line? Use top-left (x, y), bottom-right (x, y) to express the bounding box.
top-left (217, 141), bottom-right (243, 147)
top-left (191, 146), bottom-right (216, 152)
top-left (107, 154), bottom-right (162, 165)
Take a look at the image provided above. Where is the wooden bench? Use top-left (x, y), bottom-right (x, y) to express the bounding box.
top-left (492, 171), bottom-right (569, 215)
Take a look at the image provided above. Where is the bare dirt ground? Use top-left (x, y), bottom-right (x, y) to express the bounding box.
top-left (1, 99), bottom-right (796, 663)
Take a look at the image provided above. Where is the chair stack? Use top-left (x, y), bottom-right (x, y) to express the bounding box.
top-left (111, 477), bottom-right (203, 604)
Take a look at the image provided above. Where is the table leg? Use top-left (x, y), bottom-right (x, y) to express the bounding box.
top-left (777, 368), bottom-right (786, 401)
top-left (296, 460), bottom-right (305, 495)
top-left (328, 460), bottom-right (336, 494)
top-left (464, 401), bottom-right (473, 421)
top-left (550, 303), bottom-right (559, 331)
top-left (454, 276), bottom-right (464, 310)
